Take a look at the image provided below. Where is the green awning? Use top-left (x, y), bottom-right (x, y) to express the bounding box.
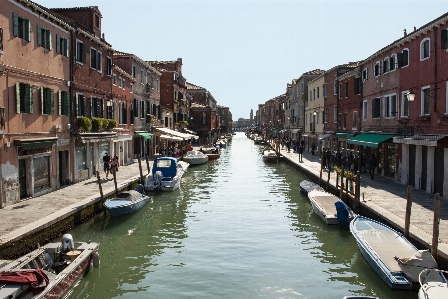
top-left (135, 131), bottom-right (154, 140)
top-left (347, 133), bottom-right (394, 148)
top-left (14, 137), bottom-right (58, 150)
top-left (336, 133), bottom-right (355, 139)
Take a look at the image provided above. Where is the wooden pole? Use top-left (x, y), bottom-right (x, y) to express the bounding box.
top-left (146, 156), bottom-right (150, 174)
top-left (96, 171), bottom-right (104, 201)
top-left (138, 157), bottom-right (144, 184)
top-left (431, 193), bottom-right (441, 259)
top-left (319, 152), bottom-right (323, 186)
top-left (326, 164), bottom-right (331, 191)
top-left (354, 171), bottom-right (360, 211)
top-left (336, 172), bottom-right (339, 189)
top-left (404, 185), bottom-right (413, 238)
top-left (112, 167), bottom-right (118, 197)
top-left (340, 177), bottom-right (344, 201)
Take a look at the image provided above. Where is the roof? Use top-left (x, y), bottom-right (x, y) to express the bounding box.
top-left (186, 82), bottom-right (206, 90)
top-left (113, 51), bottom-right (161, 74)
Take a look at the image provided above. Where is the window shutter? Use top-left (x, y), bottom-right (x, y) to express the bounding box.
top-left (37, 24), bottom-right (42, 46)
top-left (65, 92), bottom-right (70, 116)
top-left (47, 30), bottom-right (52, 50)
top-left (13, 13), bottom-right (19, 37)
top-left (97, 52), bottom-right (102, 71)
top-left (354, 78), bottom-right (359, 94)
top-left (41, 87), bottom-right (44, 114)
top-left (16, 82), bottom-right (21, 113)
top-left (397, 52), bottom-right (403, 67)
top-left (76, 94), bottom-right (79, 116)
top-left (58, 90), bottom-right (62, 115)
top-left (82, 43), bottom-right (86, 63)
top-left (90, 97), bottom-right (93, 117)
top-left (441, 29), bottom-right (448, 49)
top-left (26, 84), bottom-right (32, 113)
top-left (56, 34), bottom-right (60, 54)
top-left (65, 38), bottom-right (69, 57)
top-left (50, 89), bottom-right (54, 114)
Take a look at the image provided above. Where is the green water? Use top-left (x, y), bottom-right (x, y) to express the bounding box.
top-left (68, 133), bottom-right (417, 299)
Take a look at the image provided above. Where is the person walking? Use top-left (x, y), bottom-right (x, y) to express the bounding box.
top-left (369, 153), bottom-right (378, 180)
top-left (326, 148), bottom-right (332, 172)
top-left (110, 155), bottom-right (119, 176)
top-left (103, 152), bottom-right (111, 179)
top-left (298, 144), bottom-right (304, 162)
top-left (311, 142), bottom-right (316, 155)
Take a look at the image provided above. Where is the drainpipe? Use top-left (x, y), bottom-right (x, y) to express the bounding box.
top-left (433, 26), bottom-right (438, 113)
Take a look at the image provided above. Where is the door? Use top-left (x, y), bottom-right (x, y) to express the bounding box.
top-left (19, 159), bottom-right (27, 198)
top-left (409, 145), bottom-right (416, 186)
top-left (421, 146), bottom-right (427, 191)
top-left (434, 147), bottom-right (444, 195)
top-left (59, 150), bottom-right (69, 186)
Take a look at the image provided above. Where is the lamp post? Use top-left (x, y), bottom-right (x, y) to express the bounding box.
top-left (313, 111), bottom-right (317, 133)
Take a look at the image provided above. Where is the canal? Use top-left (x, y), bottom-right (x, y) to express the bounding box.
top-left (68, 133), bottom-right (417, 299)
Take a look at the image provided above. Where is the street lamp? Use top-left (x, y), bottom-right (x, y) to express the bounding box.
top-left (406, 91), bottom-right (416, 101)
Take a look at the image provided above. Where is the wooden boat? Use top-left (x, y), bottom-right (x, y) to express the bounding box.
top-left (299, 180), bottom-right (324, 194)
top-left (183, 150), bottom-right (209, 165)
top-left (262, 149), bottom-right (278, 162)
top-left (350, 216), bottom-right (438, 290)
top-left (418, 269), bottom-right (448, 299)
top-left (0, 234), bottom-right (99, 299)
top-left (307, 190), bottom-right (355, 227)
top-left (144, 157), bottom-right (189, 191)
top-left (206, 153), bottom-right (220, 160)
top-left (103, 184), bottom-right (151, 218)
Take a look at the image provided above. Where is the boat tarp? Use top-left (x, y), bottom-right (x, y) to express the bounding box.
top-left (0, 269), bottom-right (49, 293)
top-left (358, 230), bottom-right (416, 272)
top-left (397, 250), bottom-right (438, 282)
top-left (115, 190), bottom-right (143, 202)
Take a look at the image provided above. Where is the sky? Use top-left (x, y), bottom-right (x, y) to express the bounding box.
top-left (36, 0), bottom-right (446, 119)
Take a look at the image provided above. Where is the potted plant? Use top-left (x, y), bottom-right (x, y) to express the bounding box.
top-left (77, 116), bottom-right (92, 132)
top-left (108, 119), bottom-right (118, 130)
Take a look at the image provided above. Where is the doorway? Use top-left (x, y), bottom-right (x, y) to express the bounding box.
top-left (59, 150), bottom-right (70, 186)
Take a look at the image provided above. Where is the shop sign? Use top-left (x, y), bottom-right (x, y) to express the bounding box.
top-left (57, 138), bottom-right (70, 146)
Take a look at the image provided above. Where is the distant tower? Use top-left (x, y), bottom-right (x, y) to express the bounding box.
top-left (250, 109), bottom-right (253, 126)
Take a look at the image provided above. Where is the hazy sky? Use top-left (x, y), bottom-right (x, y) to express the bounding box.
top-left (37, 0), bottom-right (445, 119)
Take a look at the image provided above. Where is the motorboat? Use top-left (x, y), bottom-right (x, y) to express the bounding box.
top-left (216, 139), bottom-right (227, 148)
top-left (299, 180), bottom-right (325, 195)
top-left (103, 184), bottom-right (151, 218)
top-left (183, 150), bottom-right (209, 165)
top-left (225, 133), bottom-right (232, 139)
top-left (144, 157), bottom-right (189, 191)
top-left (418, 269), bottom-right (448, 299)
top-left (254, 136), bottom-right (263, 144)
top-left (0, 234), bottom-right (99, 299)
top-left (350, 215), bottom-right (439, 290)
top-left (200, 146), bottom-right (218, 154)
top-left (307, 190), bottom-right (355, 228)
top-left (262, 149), bottom-right (278, 162)
top-left (206, 153), bottom-right (220, 160)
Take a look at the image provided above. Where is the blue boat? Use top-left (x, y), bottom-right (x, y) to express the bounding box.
top-left (350, 216), bottom-right (437, 290)
top-left (104, 184), bottom-right (151, 218)
top-left (144, 157), bottom-right (189, 191)
top-left (299, 180), bottom-right (324, 195)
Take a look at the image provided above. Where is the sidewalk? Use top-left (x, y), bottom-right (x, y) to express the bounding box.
top-left (276, 145), bottom-right (448, 263)
top-left (0, 160), bottom-right (149, 247)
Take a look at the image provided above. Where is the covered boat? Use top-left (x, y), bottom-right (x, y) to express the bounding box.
top-left (0, 234), bottom-right (99, 299)
top-left (183, 150), bottom-right (208, 165)
top-left (299, 180), bottom-right (324, 194)
top-left (350, 216), bottom-right (439, 290)
top-left (418, 269), bottom-right (448, 299)
top-left (308, 190), bottom-right (355, 226)
top-left (103, 184), bottom-right (151, 218)
top-left (262, 149), bottom-right (278, 162)
top-left (144, 157), bottom-right (189, 191)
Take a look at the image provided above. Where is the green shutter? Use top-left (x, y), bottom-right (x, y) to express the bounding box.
top-left (25, 84), bottom-right (32, 113)
top-left (50, 89), bottom-right (54, 114)
top-left (65, 38), bottom-right (69, 57)
top-left (25, 19), bottom-right (31, 42)
top-left (41, 87), bottom-right (44, 113)
top-left (90, 97), bottom-right (93, 117)
top-left (13, 13), bottom-right (19, 37)
top-left (82, 43), bottom-right (86, 63)
top-left (37, 24), bottom-right (42, 46)
top-left (47, 30), bottom-right (52, 50)
top-left (58, 90), bottom-right (62, 115)
top-left (65, 92), bottom-right (70, 116)
top-left (76, 94), bottom-right (79, 116)
top-left (97, 52), bottom-right (101, 71)
top-left (56, 34), bottom-right (60, 54)
top-left (16, 82), bottom-right (21, 113)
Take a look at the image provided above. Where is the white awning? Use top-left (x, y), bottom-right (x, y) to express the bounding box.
top-left (155, 127), bottom-right (196, 139)
top-left (160, 134), bottom-right (183, 141)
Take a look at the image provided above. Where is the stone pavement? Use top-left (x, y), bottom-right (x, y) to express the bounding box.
top-left (275, 144), bottom-right (448, 263)
top-left (0, 159), bottom-right (150, 247)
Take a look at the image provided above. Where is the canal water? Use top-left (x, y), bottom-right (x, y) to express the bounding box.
top-left (69, 133), bottom-right (417, 299)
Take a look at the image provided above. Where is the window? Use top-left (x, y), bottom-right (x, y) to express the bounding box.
top-left (55, 35), bottom-right (68, 56)
top-left (384, 95), bottom-right (397, 117)
top-left (383, 57), bottom-right (390, 73)
top-left (119, 101), bottom-right (127, 125)
top-left (201, 112), bottom-right (207, 125)
top-left (130, 83), bottom-right (133, 93)
top-left (354, 77), bottom-right (361, 94)
top-left (338, 83), bottom-right (342, 99)
top-left (122, 79), bottom-right (125, 90)
top-left (76, 93), bottom-right (86, 117)
top-left (420, 38), bottom-right (430, 60)
top-left (401, 91), bottom-right (410, 117)
top-left (37, 25), bottom-right (52, 50)
top-left (323, 109), bottom-right (327, 123)
top-left (113, 74), bottom-right (117, 85)
top-left (398, 49), bottom-right (409, 67)
top-left (323, 84), bottom-right (327, 98)
top-left (91, 97), bottom-right (104, 118)
top-left (118, 77), bottom-right (123, 88)
top-left (41, 87), bottom-right (54, 115)
top-left (132, 65), bottom-right (136, 78)
top-left (140, 101), bottom-right (145, 118)
top-left (363, 100), bottom-right (368, 120)
top-left (344, 81), bottom-right (348, 98)
top-left (353, 112), bottom-right (358, 129)
top-left (421, 87), bottom-right (430, 115)
top-left (59, 90), bottom-right (70, 116)
top-left (146, 73), bottom-right (150, 84)
top-left (75, 40), bottom-right (86, 63)
top-left (140, 70), bottom-right (144, 84)
top-left (133, 98), bottom-right (138, 117)
top-left (313, 88), bottom-right (316, 100)
top-left (106, 57), bottom-right (112, 76)
top-left (362, 68), bottom-right (368, 82)
top-left (334, 81), bottom-right (337, 95)
top-left (390, 54), bottom-right (396, 71)
top-left (107, 101), bottom-right (114, 119)
top-left (343, 112), bottom-right (347, 129)
top-left (374, 61), bottom-right (381, 77)
top-left (333, 105), bottom-right (337, 123)
top-left (317, 87), bottom-right (319, 98)
top-left (130, 103), bottom-right (134, 124)
top-left (16, 82), bottom-right (33, 113)
top-left (372, 98), bottom-right (381, 118)
top-left (309, 90), bottom-right (312, 101)
top-left (12, 13), bottom-right (31, 41)
top-left (90, 48), bottom-right (102, 72)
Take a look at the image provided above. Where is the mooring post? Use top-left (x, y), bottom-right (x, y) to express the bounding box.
top-left (96, 171), bottom-right (104, 201)
top-left (112, 168), bottom-right (118, 197)
top-left (319, 152), bottom-right (323, 187)
top-left (326, 165), bottom-right (331, 191)
top-left (146, 156), bottom-right (150, 174)
top-left (340, 178), bottom-right (344, 202)
top-left (431, 193), bottom-right (441, 260)
top-left (336, 172), bottom-right (339, 189)
top-left (404, 185), bottom-right (413, 238)
top-left (138, 156), bottom-right (144, 184)
top-left (354, 172), bottom-right (360, 211)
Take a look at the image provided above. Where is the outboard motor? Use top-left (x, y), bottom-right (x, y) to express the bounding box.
top-left (154, 171), bottom-right (164, 190)
top-left (335, 202), bottom-right (349, 230)
top-left (62, 234), bottom-right (74, 252)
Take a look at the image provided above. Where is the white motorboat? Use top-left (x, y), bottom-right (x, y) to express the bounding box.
top-left (183, 150), bottom-right (209, 165)
top-left (262, 149), bottom-right (278, 162)
top-left (307, 190), bottom-right (355, 228)
top-left (144, 157), bottom-right (189, 191)
top-left (418, 269), bottom-right (448, 299)
top-left (103, 184), bottom-right (151, 218)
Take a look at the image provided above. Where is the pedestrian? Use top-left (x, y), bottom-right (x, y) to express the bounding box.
top-left (326, 148), bottom-right (332, 172)
top-left (298, 144), bottom-right (304, 162)
top-left (286, 139), bottom-right (291, 153)
top-left (110, 155), bottom-right (119, 175)
top-left (322, 149), bottom-right (327, 169)
top-left (103, 152), bottom-right (111, 179)
top-left (347, 152), bottom-right (354, 171)
top-left (353, 154), bottom-right (359, 174)
top-left (311, 142), bottom-right (316, 155)
top-left (369, 153), bottom-right (378, 180)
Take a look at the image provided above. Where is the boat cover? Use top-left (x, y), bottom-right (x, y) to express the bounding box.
top-left (105, 191), bottom-right (144, 209)
top-left (396, 250), bottom-right (438, 282)
top-left (0, 269), bottom-right (49, 294)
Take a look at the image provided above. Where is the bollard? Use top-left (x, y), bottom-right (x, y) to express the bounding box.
top-left (431, 193), bottom-right (441, 260)
top-left (96, 171), bottom-right (104, 201)
top-left (112, 167), bottom-right (118, 197)
top-left (138, 157), bottom-right (144, 184)
top-left (404, 185), bottom-right (413, 238)
top-left (326, 166), bottom-right (331, 191)
top-left (146, 156), bottom-right (150, 174)
top-left (354, 172), bottom-right (360, 212)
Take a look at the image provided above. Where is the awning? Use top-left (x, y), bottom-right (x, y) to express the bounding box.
top-left (14, 137), bottom-right (58, 150)
top-left (393, 134), bottom-right (448, 147)
top-left (155, 127), bottom-right (196, 139)
top-left (348, 133), bottom-right (394, 148)
top-left (160, 134), bottom-right (183, 141)
top-left (135, 131), bottom-right (154, 140)
top-left (291, 129), bottom-right (301, 134)
top-left (336, 133), bottom-right (355, 139)
top-left (318, 133), bottom-right (333, 140)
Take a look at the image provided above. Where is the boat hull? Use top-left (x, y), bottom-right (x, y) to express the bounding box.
top-left (144, 158), bottom-right (189, 192)
top-left (299, 180), bottom-right (324, 194)
top-left (104, 196), bottom-right (150, 218)
top-left (308, 190), bottom-right (353, 225)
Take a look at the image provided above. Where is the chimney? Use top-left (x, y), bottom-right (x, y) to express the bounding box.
top-left (414, 26), bottom-right (417, 31)
top-left (404, 29), bottom-right (407, 36)
top-left (102, 33), bottom-right (105, 40)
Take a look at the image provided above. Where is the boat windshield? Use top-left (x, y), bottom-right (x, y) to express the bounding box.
top-left (157, 160), bottom-right (172, 168)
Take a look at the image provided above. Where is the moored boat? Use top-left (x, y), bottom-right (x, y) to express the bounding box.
top-left (183, 150), bottom-right (209, 165)
top-left (418, 269), bottom-right (448, 299)
top-left (144, 157), bottom-right (189, 191)
top-left (0, 234), bottom-right (99, 299)
top-left (206, 153), bottom-right (220, 160)
top-left (262, 149), bottom-right (278, 162)
top-left (103, 184), bottom-right (151, 218)
top-left (350, 215), bottom-right (438, 290)
top-left (308, 190), bottom-right (355, 227)
top-left (299, 180), bottom-right (324, 194)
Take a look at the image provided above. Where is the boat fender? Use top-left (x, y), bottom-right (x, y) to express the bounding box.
top-left (92, 251), bottom-right (100, 268)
